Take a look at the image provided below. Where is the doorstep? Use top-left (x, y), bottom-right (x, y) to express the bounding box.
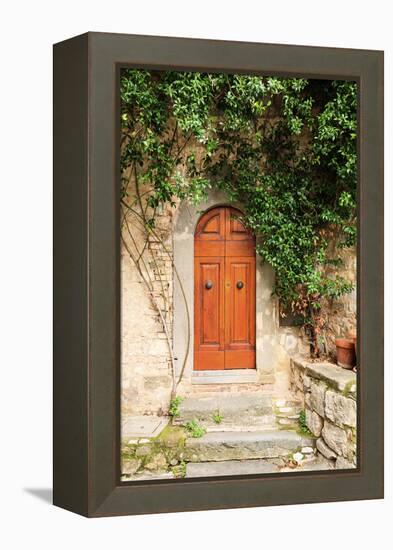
top-left (192, 369), bottom-right (258, 385)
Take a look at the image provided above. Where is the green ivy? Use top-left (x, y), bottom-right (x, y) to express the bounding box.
top-left (120, 70), bottom-right (357, 356)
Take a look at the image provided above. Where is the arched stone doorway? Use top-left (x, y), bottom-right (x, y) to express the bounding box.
top-left (173, 190), bottom-right (303, 394)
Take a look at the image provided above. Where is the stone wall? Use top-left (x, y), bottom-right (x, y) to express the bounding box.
top-left (121, 178), bottom-right (175, 415)
top-left (324, 244), bottom-right (357, 356)
top-left (291, 357), bottom-right (357, 469)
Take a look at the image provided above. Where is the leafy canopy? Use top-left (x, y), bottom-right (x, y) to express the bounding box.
top-left (120, 70), bottom-right (357, 347)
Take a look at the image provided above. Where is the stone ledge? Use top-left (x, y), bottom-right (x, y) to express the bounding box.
top-left (292, 357), bottom-right (356, 394)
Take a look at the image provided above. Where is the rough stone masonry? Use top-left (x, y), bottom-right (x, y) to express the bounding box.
top-left (291, 357), bottom-right (357, 469)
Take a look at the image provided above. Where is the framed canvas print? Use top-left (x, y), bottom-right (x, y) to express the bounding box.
top-left (53, 32), bottom-right (384, 517)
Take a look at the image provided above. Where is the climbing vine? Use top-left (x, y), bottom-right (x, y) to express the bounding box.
top-left (120, 70), bottom-right (357, 359)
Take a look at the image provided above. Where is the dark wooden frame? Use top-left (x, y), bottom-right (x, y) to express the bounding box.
top-left (53, 32), bottom-right (384, 517)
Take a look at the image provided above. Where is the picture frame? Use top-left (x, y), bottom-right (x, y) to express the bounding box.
top-left (53, 32), bottom-right (384, 517)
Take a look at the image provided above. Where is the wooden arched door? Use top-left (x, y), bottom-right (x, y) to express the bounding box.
top-left (194, 206), bottom-right (256, 370)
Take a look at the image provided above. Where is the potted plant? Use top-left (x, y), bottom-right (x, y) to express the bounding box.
top-left (335, 337), bottom-right (356, 369)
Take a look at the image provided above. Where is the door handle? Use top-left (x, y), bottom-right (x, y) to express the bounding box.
top-left (205, 280), bottom-right (213, 290)
top-left (236, 280), bottom-right (244, 289)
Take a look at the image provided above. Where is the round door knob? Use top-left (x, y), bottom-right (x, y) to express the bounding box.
top-left (205, 280), bottom-right (213, 290)
top-left (236, 280), bottom-right (244, 289)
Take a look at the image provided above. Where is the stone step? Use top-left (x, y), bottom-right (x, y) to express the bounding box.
top-left (191, 369), bottom-right (258, 385)
top-left (186, 458), bottom-right (281, 478)
top-left (275, 407), bottom-right (302, 418)
top-left (273, 398), bottom-right (303, 430)
top-left (174, 393), bottom-right (273, 425)
top-left (184, 429), bottom-right (315, 462)
top-left (186, 455), bottom-right (331, 478)
top-left (274, 399), bottom-right (303, 415)
top-left (202, 415), bottom-right (276, 433)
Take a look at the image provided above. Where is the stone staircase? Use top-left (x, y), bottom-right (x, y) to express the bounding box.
top-left (174, 391), bottom-right (315, 475)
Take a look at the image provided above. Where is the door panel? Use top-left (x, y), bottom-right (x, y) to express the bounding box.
top-left (194, 257), bottom-right (224, 370)
top-left (225, 207), bottom-right (254, 241)
top-left (199, 261), bottom-right (223, 346)
top-left (225, 240), bottom-right (255, 257)
top-left (195, 208), bottom-right (226, 241)
top-left (194, 206), bottom-right (256, 371)
top-left (229, 262), bottom-right (249, 344)
top-left (194, 240), bottom-right (225, 257)
top-left (225, 350), bottom-right (256, 370)
top-left (195, 350), bottom-right (225, 370)
top-left (225, 257), bottom-right (256, 351)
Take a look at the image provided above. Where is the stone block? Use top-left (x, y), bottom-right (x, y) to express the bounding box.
top-left (335, 456), bottom-right (356, 470)
top-left (304, 361), bottom-right (356, 393)
top-left (301, 446), bottom-right (315, 455)
top-left (135, 445), bottom-right (152, 457)
top-left (303, 374), bottom-right (311, 389)
top-left (278, 406), bottom-right (293, 414)
top-left (293, 366), bottom-right (304, 391)
top-left (122, 458), bottom-right (141, 475)
top-left (325, 390), bottom-right (356, 428)
top-left (310, 380), bottom-right (327, 417)
top-left (144, 452), bottom-right (168, 472)
top-left (322, 421), bottom-right (349, 457)
top-left (316, 437), bottom-right (337, 460)
top-left (306, 408), bottom-right (324, 437)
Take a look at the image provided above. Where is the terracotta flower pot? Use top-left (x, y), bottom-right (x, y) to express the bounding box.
top-left (335, 338), bottom-right (356, 369)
